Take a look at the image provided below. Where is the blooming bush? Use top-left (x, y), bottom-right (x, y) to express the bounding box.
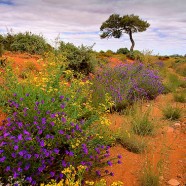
top-left (92, 63), bottom-right (164, 110)
top-left (0, 92), bottom-right (119, 185)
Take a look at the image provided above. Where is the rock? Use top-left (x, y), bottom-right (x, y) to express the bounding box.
top-left (167, 179), bottom-right (180, 186)
top-left (173, 123), bottom-right (181, 128)
top-left (146, 104), bottom-right (150, 107)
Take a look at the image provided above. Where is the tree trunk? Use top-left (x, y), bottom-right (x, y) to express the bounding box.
top-left (129, 30), bottom-right (135, 52)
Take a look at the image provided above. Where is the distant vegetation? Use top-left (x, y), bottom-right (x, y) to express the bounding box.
top-left (0, 32), bottom-right (51, 55)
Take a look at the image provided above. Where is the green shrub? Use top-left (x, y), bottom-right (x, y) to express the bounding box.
top-left (162, 105), bottom-right (182, 120)
top-left (2, 32), bottom-right (51, 55)
top-left (58, 42), bottom-right (97, 75)
top-left (0, 43), bottom-right (4, 57)
top-left (127, 50), bottom-right (144, 61)
top-left (116, 48), bottom-right (129, 55)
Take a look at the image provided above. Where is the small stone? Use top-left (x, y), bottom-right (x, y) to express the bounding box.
top-left (167, 179), bottom-right (180, 186)
top-left (174, 123), bottom-right (181, 128)
top-left (146, 104), bottom-right (150, 107)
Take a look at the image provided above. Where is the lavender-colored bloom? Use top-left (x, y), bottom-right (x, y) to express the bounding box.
top-left (58, 130), bottom-right (64, 135)
top-left (5, 166), bottom-right (10, 171)
top-left (117, 154), bottom-right (122, 159)
top-left (24, 164), bottom-right (30, 170)
top-left (14, 145), bottom-right (19, 151)
top-left (13, 172), bottom-right (18, 178)
top-left (34, 154), bottom-right (39, 159)
top-left (13, 93), bottom-right (17, 97)
top-left (24, 154), bottom-right (31, 159)
top-left (59, 95), bottom-right (64, 99)
top-left (26, 93), bottom-right (30, 97)
top-left (20, 97), bottom-right (24, 101)
top-left (0, 156), bottom-right (6, 162)
top-left (40, 140), bottom-right (45, 147)
top-left (110, 172), bottom-right (114, 176)
top-left (96, 170), bottom-right (101, 177)
top-left (11, 152), bottom-right (16, 158)
top-left (24, 130), bottom-right (30, 135)
top-left (26, 177), bottom-right (32, 183)
top-left (18, 151), bottom-right (24, 156)
top-left (107, 161), bottom-right (112, 166)
top-left (3, 132), bottom-right (10, 138)
top-left (51, 98), bottom-right (55, 102)
top-left (61, 117), bottom-right (66, 123)
top-left (50, 122), bottom-right (55, 126)
top-left (69, 151), bottom-right (74, 157)
top-left (50, 113), bottom-right (56, 118)
top-left (60, 103), bottom-right (65, 109)
top-left (53, 148), bottom-right (59, 154)
top-left (41, 118), bottom-right (46, 124)
top-left (62, 160), bottom-right (67, 167)
top-left (50, 171), bottom-right (55, 177)
top-left (105, 169), bottom-right (109, 174)
top-left (118, 160), bottom-right (122, 164)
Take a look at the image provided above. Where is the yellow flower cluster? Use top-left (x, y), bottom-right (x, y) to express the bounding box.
top-left (86, 179), bottom-right (123, 186)
top-left (100, 116), bottom-right (111, 126)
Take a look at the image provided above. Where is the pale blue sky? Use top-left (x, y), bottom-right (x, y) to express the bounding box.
top-left (0, 0), bottom-right (186, 55)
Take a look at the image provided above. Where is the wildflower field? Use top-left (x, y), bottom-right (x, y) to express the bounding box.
top-left (0, 33), bottom-right (186, 186)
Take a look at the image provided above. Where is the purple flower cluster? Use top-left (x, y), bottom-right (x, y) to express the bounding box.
top-left (93, 63), bottom-right (164, 109)
top-left (0, 93), bottom-right (118, 184)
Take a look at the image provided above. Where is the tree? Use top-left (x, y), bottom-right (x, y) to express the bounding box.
top-left (100, 14), bottom-right (150, 52)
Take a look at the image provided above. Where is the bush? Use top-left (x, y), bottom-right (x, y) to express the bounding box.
top-left (0, 57), bottom-right (118, 184)
top-left (92, 63), bottom-right (164, 111)
top-left (1, 32), bottom-right (51, 55)
top-left (127, 50), bottom-right (144, 61)
top-left (116, 48), bottom-right (129, 55)
top-left (58, 42), bottom-right (97, 75)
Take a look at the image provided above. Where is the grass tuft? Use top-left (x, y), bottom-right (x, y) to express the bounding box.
top-left (162, 105), bottom-right (182, 120)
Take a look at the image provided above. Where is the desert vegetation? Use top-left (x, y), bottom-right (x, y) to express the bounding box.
top-left (0, 31), bottom-right (185, 186)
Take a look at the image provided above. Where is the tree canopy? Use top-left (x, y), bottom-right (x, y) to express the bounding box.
top-left (100, 14), bottom-right (150, 51)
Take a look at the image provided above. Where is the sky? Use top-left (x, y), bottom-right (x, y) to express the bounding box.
top-left (0, 0), bottom-right (186, 55)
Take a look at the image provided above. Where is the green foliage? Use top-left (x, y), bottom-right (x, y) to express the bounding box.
top-left (58, 42), bottom-right (97, 75)
top-left (0, 43), bottom-right (4, 57)
top-left (162, 105), bottom-right (182, 120)
top-left (127, 50), bottom-right (143, 60)
top-left (116, 48), bottom-right (129, 55)
top-left (1, 32), bottom-right (51, 55)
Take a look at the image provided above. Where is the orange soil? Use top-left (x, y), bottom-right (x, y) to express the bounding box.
top-left (103, 94), bottom-right (186, 186)
top-left (0, 53), bottom-right (186, 185)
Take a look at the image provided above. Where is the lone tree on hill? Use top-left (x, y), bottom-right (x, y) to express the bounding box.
top-left (100, 14), bottom-right (150, 52)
